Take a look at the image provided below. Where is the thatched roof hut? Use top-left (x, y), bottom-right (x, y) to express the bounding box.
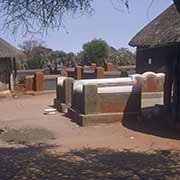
top-left (129, 4), bottom-right (180, 123)
top-left (0, 38), bottom-right (20, 91)
top-left (128, 4), bottom-right (180, 74)
top-left (129, 4), bottom-right (180, 48)
top-left (0, 38), bottom-right (21, 58)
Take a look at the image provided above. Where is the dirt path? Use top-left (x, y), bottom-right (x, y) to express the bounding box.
top-left (0, 94), bottom-right (178, 151)
top-left (0, 94), bottom-right (180, 179)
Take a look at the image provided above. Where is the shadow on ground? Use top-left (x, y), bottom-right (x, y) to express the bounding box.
top-left (0, 145), bottom-right (180, 180)
top-left (123, 105), bottom-right (180, 140)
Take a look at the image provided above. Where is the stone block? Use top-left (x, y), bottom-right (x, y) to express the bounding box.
top-left (63, 78), bottom-right (74, 107)
top-left (82, 84), bottom-right (97, 114)
top-left (55, 77), bottom-right (74, 113)
top-left (71, 77), bottom-right (135, 113)
top-left (68, 84), bottom-right (141, 126)
top-left (97, 86), bottom-right (141, 114)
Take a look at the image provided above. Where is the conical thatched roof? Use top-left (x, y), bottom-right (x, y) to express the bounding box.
top-left (129, 4), bottom-right (180, 48)
top-left (0, 38), bottom-right (21, 58)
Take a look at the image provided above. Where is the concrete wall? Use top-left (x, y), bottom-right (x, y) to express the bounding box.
top-left (25, 74), bottom-right (59, 92)
top-left (44, 75), bottom-right (60, 90)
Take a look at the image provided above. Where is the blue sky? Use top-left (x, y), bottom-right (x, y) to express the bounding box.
top-left (0, 0), bottom-right (173, 53)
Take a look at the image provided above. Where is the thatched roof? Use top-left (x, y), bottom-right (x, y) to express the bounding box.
top-left (0, 38), bottom-right (21, 58)
top-left (129, 4), bottom-right (180, 48)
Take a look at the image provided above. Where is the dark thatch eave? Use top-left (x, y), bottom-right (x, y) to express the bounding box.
top-left (0, 37), bottom-right (21, 59)
top-left (129, 4), bottom-right (180, 48)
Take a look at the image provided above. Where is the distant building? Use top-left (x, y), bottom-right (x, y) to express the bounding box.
top-left (129, 4), bottom-right (180, 74)
top-left (0, 38), bottom-right (21, 91)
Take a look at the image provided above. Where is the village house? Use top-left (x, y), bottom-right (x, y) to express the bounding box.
top-left (0, 38), bottom-right (20, 92)
top-left (130, 4), bottom-right (180, 123)
top-left (129, 4), bottom-right (180, 74)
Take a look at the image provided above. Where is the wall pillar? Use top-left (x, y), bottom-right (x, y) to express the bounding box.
top-left (33, 72), bottom-right (44, 91)
top-left (95, 67), bottom-right (104, 79)
top-left (25, 76), bottom-right (33, 91)
top-left (75, 66), bottom-right (83, 80)
top-left (105, 63), bottom-right (113, 71)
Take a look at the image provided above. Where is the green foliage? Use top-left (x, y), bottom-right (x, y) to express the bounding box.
top-left (19, 40), bottom-right (52, 69)
top-left (48, 50), bottom-right (77, 67)
top-left (26, 47), bottom-right (51, 69)
top-left (0, 0), bottom-right (179, 34)
top-left (82, 39), bottom-right (110, 66)
top-left (109, 48), bottom-right (136, 66)
top-left (16, 61), bottom-right (21, 70)
top-left (49, 50), bottom-right (67, 65)
top-left (18, 39), bottom-right (135, 69)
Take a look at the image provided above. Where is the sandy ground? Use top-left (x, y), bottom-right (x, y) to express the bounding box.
top-left (0, 94), bottom-right (180, 179)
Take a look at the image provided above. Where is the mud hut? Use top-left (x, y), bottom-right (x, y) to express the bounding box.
top-left (129, 4), bottom-right (180, 123)
top-left (0, 38), bottom-right (20, 91)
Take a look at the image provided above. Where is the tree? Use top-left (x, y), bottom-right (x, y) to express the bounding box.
top-left (27, 46), bottom-right (53, 69)
top-left (109, 48), bottom-right (136, 66)
top-left (0, 0), bottom-right (94, 34)
top-left (0, 0), bottom-right (167, 34)
top-left (19, 40), bottom-right (52, 69)
top-left (82, 39), bottom-right (110, 66)
top-left (48, 50), bottom-right (67, 65)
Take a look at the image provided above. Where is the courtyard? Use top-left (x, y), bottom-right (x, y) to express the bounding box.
top-left (0, 93), bottom-right (180, 179)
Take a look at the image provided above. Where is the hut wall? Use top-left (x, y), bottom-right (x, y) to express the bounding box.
top-left (136, 47), bottom-right (167, 74)
top-left (0, 58), bottom-right (11, 91)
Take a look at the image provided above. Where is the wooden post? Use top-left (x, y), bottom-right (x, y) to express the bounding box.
top-left (164, 58), bottom-right (173, 108)
top-left (172, 56), bottom-right (180, 124)
top-left (9, 57), bottom-right (16, 92)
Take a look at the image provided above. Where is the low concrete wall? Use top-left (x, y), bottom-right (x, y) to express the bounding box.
top-left (68, 84), bottom-right (141, 126)
top-left (25, 73), bottom-right (60, 92)
top-left (44, 75), bottom-right (60, 90)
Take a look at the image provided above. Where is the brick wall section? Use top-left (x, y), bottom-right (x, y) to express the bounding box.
top-left (25, 76), bottom-right (33, 91)
top-left (95, 67), bottom-right (104, 79)
top-left (75, 66), bottom-right (83, 80)
top-left (105, 63), bottom-right (113, 71)
top-left (33, 72), bottom-right (44, 91)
